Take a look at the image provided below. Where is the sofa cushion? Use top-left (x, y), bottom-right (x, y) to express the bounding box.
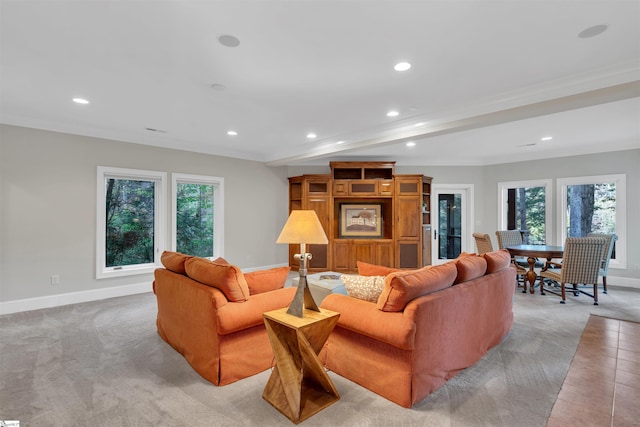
top-left (212, 256), bottom-right (230, 265)
top-left (161, 251), bottom-right (193, 275)
top-left (376, 262), bottom-right (457, 312)
top-left (454, 255), bottom-right (488, 284)
top-left (341, 274), bottom-right (386, 302)
top-left (184, 257), bottom-right (250, 302)
top-left (356, 261), bottom-right (401, 277)
top-left (483, 249), bottom-right (512, 273)
top-left (161, 251), bottom-right (229, 275)
top-left (457, 251), bottom-right (476, 257)
top-left (244, 266), bottom-right (291, 295)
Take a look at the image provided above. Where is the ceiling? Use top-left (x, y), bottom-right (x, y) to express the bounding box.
top-left (1, 0), bottom-right (639, 167)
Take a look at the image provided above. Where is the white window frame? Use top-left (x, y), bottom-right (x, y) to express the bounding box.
top-left (171, 173), bottom-right (224, 259)
top-left (96, 166), bottom-right (166, 279)
top-left (498, 179), bottom-right (553, 244)
top-left (557, 174), bottom-right (626, 269)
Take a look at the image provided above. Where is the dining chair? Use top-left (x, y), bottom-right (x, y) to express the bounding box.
top-left (587, 233), bottom-right (618, 294)
top-left (472, 232), bottom-right (494, 254)
top-left (491, 231), bottom-right (527, 289)
top-left (495, 229), bottom-right (525, 249)
top-left (539, 237), bottom-right (607, 305)
top-left (496, 229), bottom-right (545, 266)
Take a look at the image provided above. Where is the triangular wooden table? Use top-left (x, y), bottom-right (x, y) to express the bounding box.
top-left (262, 307), bottom-right (340, 424)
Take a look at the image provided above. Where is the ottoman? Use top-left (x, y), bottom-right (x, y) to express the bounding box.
top-left (291, 271), bottom-right (348, 304)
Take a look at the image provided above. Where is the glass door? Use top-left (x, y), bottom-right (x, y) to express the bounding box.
top-left (431, 185), bottom-right (472, 265)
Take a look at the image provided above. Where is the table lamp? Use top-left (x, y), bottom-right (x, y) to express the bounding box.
top-left (276, 210), bottom-right (328, 317)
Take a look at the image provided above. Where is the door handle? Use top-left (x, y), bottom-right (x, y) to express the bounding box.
top-left (434, 230), bottom-right (437, 240)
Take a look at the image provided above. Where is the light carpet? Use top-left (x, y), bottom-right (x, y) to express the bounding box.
top-left (1, 285), bottom-right (639, 427)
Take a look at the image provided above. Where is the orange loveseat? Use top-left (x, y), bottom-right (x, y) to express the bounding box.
top-left (320, 250), bottom-right (516, 407)
top-left (153, 251), bottom-right (295, 386)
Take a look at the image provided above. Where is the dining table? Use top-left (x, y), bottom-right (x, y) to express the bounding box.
top-left (506, 244), bottom-right (564, 294)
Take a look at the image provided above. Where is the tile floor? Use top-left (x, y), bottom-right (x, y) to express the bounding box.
top-left (546, 315), bottom-right (640, 427)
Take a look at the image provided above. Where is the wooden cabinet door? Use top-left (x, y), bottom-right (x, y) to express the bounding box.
top-left (396, 196), bottom-right (421, 239)
top-left (304, 177), bottom-right (330, 272)
top-left (397, 241), bottom-right (420, 269)
top-left (353, 240), bottom-right (376, 266)
top-left (395, 177), bottom-right (421, 195)
top-left (375, 240), bottom-right (394, 266)
top-left (333, 181), bottom-right (349, 196)
top-left (395, 175), bottom-right (423, 269)
top-left (332, 240), bottom-right (351, 272)
top-left (307, 196), bottom-right (330, 234)
top-left (379, 180), bottom-right (393, 196)
top-left (306, 196), bottom-right (330, 271)
top-left (349, 180), bottom-right (378, 196)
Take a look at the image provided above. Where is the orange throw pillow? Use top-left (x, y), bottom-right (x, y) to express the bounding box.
top-left (357, 261), bottom-right (401, 276)
top-left (184, 257), bottom-right (250, 302)
top-left (160, 251), bottom-right (193, 275)
top-left (244, 266), bottom-right (291, 295)
top-left (454, 255), bottom-right (488, 284)
top-left (483, 249), bottom-right (512, 274)
top-left (377, 262), bottom-right (457, 312)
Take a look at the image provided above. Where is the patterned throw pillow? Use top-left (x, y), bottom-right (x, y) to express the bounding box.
top-left (341, 275), bottom-right (386, 302)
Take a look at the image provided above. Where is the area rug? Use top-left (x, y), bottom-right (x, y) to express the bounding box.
top-left (1, 287), bottom-right (639, 426)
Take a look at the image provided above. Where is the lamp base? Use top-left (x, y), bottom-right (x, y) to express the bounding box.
top-left (287, 274), bottom-right (320, 318)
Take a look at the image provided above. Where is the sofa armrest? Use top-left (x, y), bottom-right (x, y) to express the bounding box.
top-left (216, 287), bottom-right (296, 335)
top-left (320, 294), bottom-right (416, 350)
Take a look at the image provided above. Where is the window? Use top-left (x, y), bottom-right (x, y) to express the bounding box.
top-left (171, 174), bottom-right (224, 259)
top-left (558, 174), bottom-right (626, 269)
top-left (498, 180), bottom-right (552, 244)
top-left (96, 167), bottom-right (166, 278)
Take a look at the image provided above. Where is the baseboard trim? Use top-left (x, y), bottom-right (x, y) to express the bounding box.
top-left (0, 282), bottom-right (151, 315)
top-left (609, 275), bottom-right (640, 290)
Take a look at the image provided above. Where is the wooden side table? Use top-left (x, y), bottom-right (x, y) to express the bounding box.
top-left (262, 307), bottom-right (340, 424)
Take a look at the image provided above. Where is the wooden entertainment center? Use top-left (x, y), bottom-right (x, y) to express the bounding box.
top-left (287, 161), bottom-right (432, 273)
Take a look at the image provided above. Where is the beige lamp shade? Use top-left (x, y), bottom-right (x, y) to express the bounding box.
top-left (276, 210), bottom-right (328, 245)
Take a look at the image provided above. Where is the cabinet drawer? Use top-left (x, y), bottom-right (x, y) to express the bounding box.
top-left (333, 181), bottom-right (349, 196)
top-left (349, 180), bottom-right (378, 196)
top-left (333, 180), bottom-right (391, 196)
top-left (379, 180), bottom-right (393, 196)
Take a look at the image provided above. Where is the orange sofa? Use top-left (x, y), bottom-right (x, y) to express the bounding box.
top-left (153, 251), bottom-right (295, 386)
top-left (319, 250), bottom-right (516, 407)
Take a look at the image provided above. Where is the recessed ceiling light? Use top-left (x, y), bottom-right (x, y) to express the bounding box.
top-left (414, 122), bottom-right (425, 127)
top-left (406, 141), bottom-right (416, 147)
top-left (307, 133), bottom-right (317, 139)
top-left (336, 141), bottom-right (345, 145)
top-left (218, 34), bottom-right (240, 47)
top-left (541, 136), bottom-right (553, 141)
top-left (578, 24), bottom-right (608, 39)
top-left (227, 130), bottom-right (238, 136)
top-left (394, 62), bottom-right (411, 72)
top-left (72, 98), bottom-right (89, 104)
top-left (387, 111), bottom-right (399, 117)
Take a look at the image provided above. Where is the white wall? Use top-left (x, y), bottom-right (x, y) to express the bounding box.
top-left (1, 124), bottom-right (638, 313)
top-left (400, 150), bottom-right (640, 282)
top-left (0, 125), bottom-right (290, 310)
